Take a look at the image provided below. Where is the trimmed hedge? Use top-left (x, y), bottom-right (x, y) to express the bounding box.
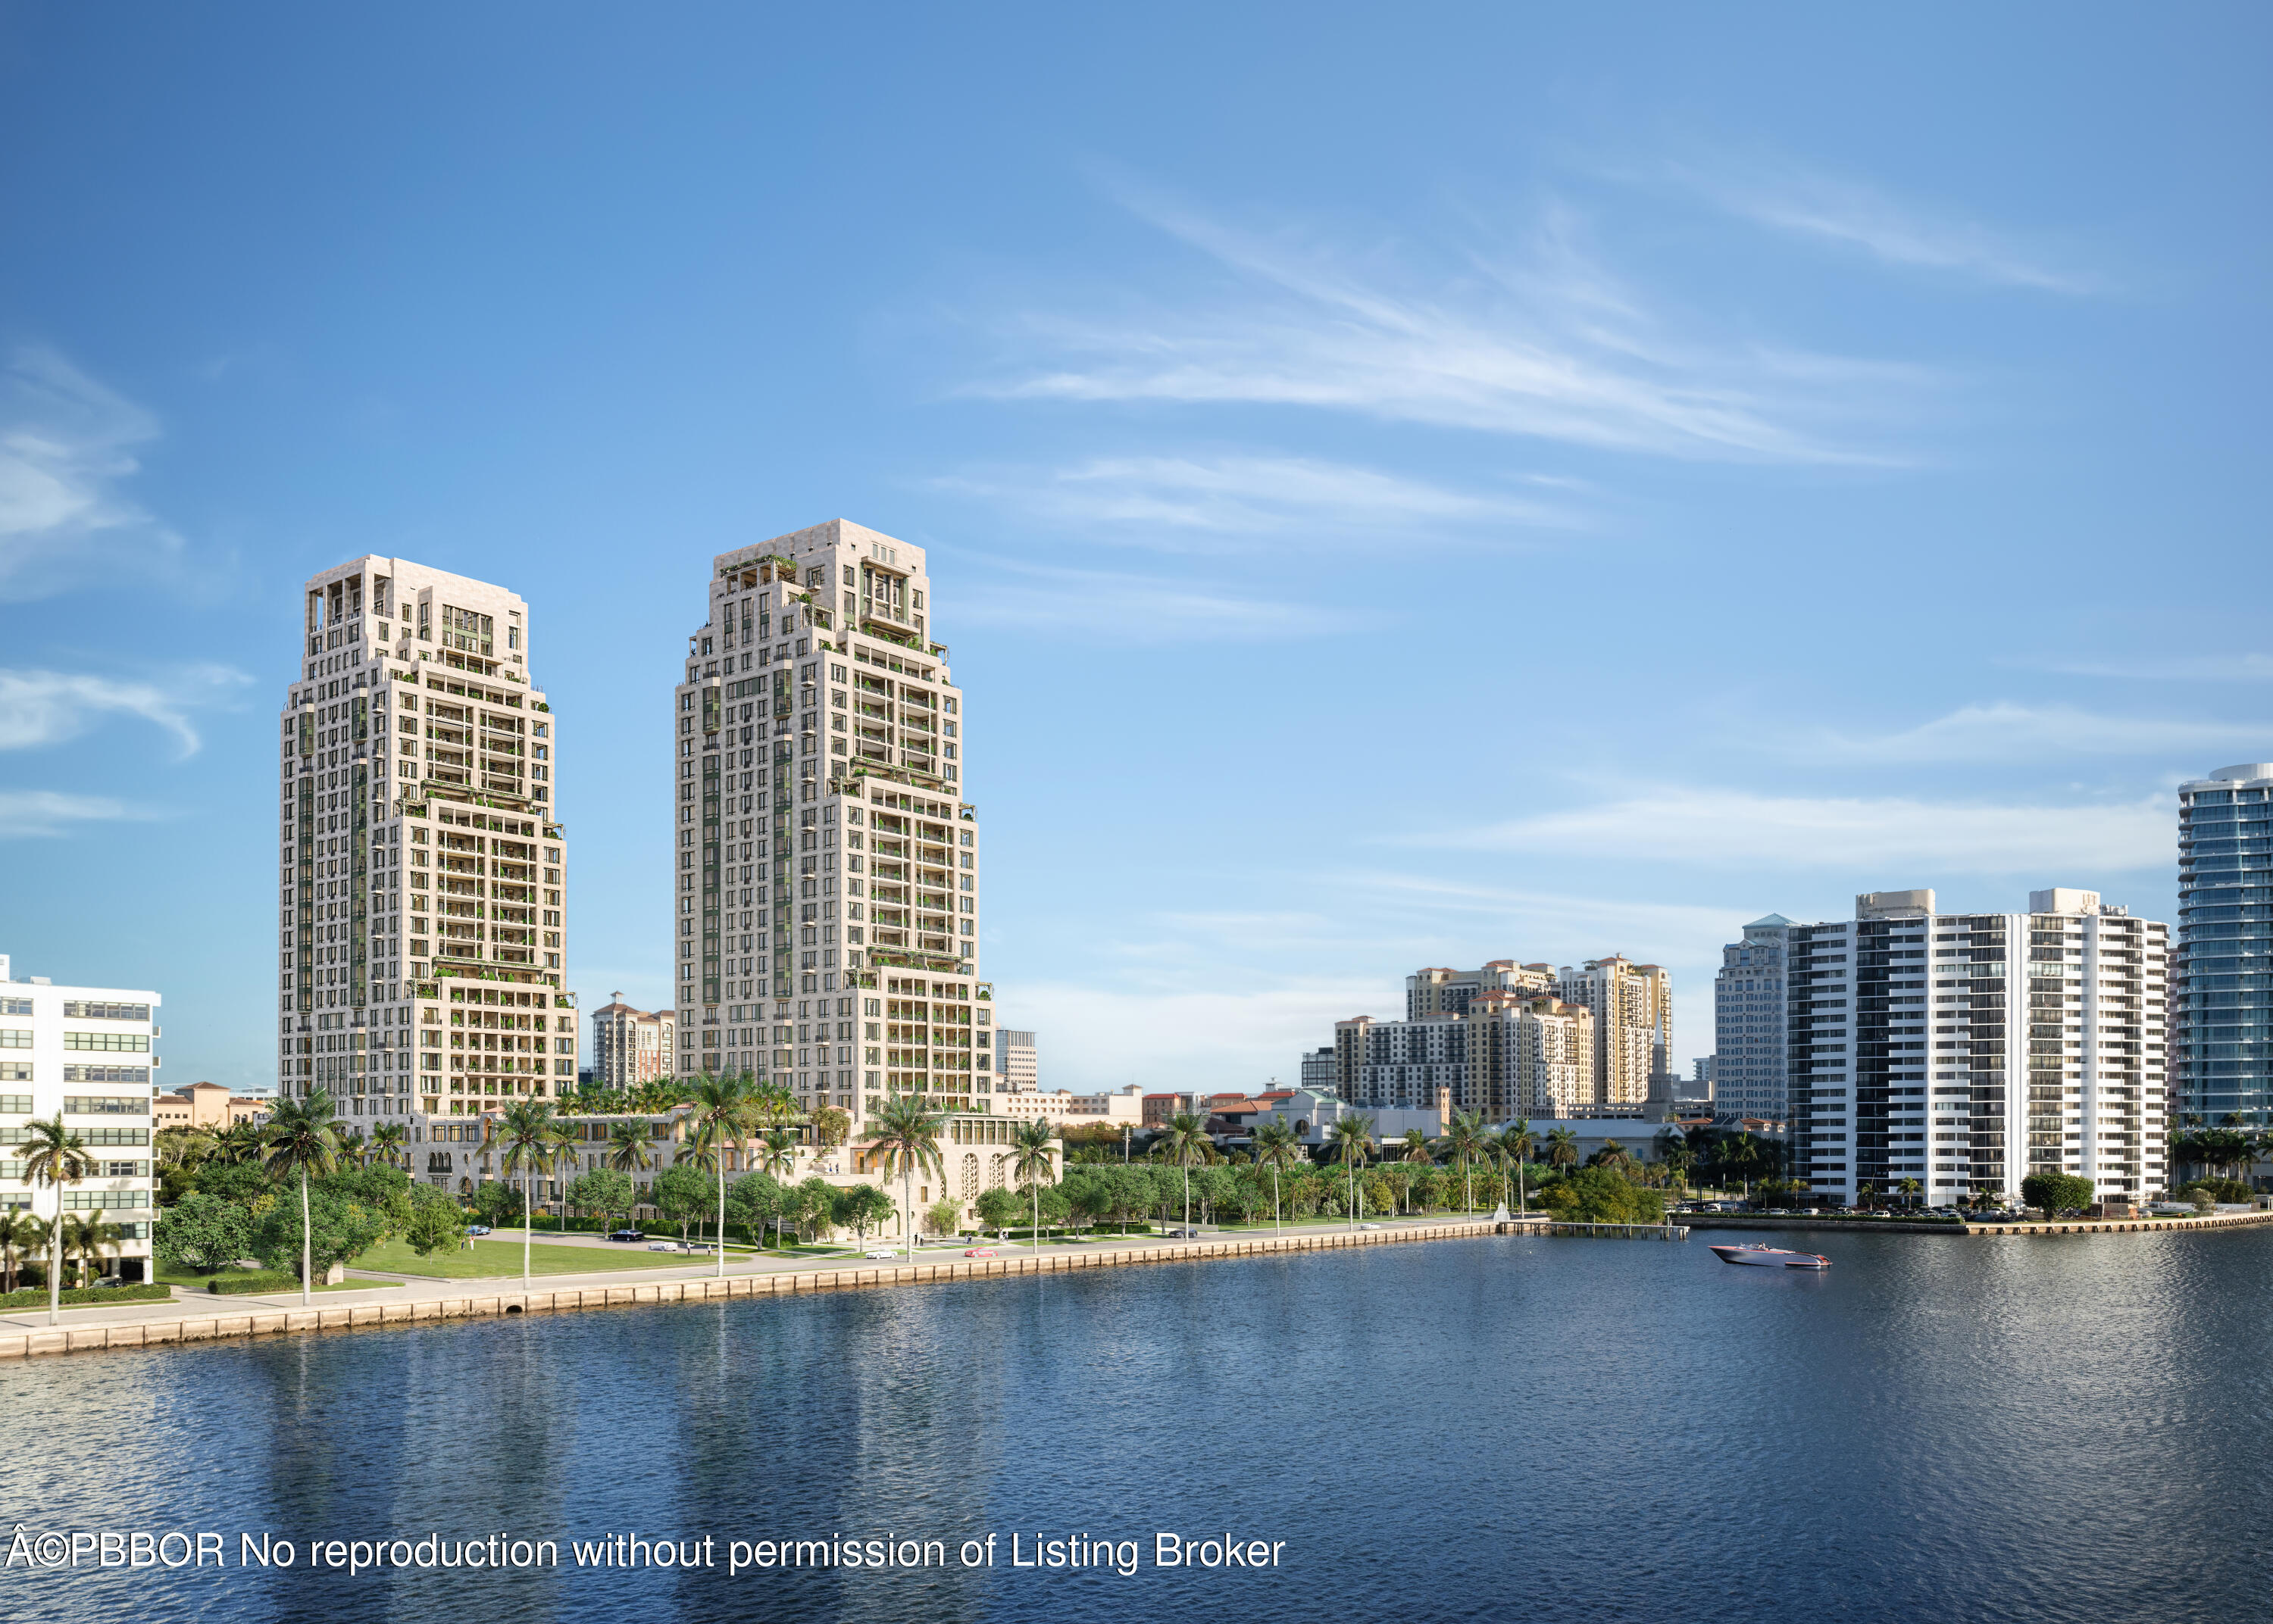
top-left (0, 1282), bottom-right (174, 1310)
top-left (208, 1271), bottom-right (303, 1295)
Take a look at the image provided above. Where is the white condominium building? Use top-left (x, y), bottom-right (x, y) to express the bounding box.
top-left (1555, 956), bottom-right (1672, 1107)
top-left (671, 520), bottom-right (990, 1128)
top-left (1787, 888), bottom-right (2168, 1205)
top-left (994, 1028), bottom-right (1036, 1092)
top-left (279, 557), bottom-right (576, 1123)
top-left (591, 995), bottom-right (674, 1088)
top-left (0, 954), bottom-right (161, 1281)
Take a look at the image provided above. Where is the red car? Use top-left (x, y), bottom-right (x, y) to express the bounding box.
top-left (964, 1246), bottom-right (998, 1257)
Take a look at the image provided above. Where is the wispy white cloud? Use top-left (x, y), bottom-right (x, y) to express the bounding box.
top-left (965, 186), bottom-right (1928, 464)
top-left (952, 557), bottom-right (1351, 642)
top-left (1774, 702), bottom-right (2268, 764)
top-left (2021, 652), bottom-right (2273, 683)
top-left (0, 790), bottom-right (155, 840)
top-left (933, 453), bottom-right (1584, 548)
top-left (1664, 155), bottom-right (2102, 294)
top-left (0, 348), bottom-right (185, 601)
top-left (1407, 786), bottom-right (2171, 873)
top-left (0, 666), bottom-right (250, 758)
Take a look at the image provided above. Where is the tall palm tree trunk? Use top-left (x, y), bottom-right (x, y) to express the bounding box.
top-left (717, 1158), bottom-right (727, 1277)
top-left (523, 1179), bottom-right (533, 1288)
top-left (48, 1188), bottom-right (64, 1326)
top-left (904, 1165), bottom-right (915, 1260)
top-left (301, 1170), bottom-right (314, 1307)
top-left (1272, 1166), bottom-right (1281, 1233)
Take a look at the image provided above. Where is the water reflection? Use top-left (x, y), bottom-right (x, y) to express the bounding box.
top-left (4, 1229), bottom-right (2269, 1624)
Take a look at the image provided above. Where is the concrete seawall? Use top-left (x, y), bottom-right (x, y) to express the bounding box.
top-left (0, 1219), bottom-right (1516, 1362)
top-left (1682, 1210), bottom-right (2273, 1238)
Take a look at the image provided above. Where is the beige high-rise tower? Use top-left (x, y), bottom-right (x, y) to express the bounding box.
top-left (1555, 956), bottom-right (1672, 1107)
top-left (672, 520), bottom-right (988, 1127)
top-left (278, 557), bottom-right (575, 1123)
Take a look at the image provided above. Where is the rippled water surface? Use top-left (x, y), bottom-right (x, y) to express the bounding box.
top-left (5, 1226), bottom-right (2267, 1622)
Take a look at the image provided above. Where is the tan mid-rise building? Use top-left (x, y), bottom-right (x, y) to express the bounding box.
top-left (591, 995), bottom-right (675, 1088)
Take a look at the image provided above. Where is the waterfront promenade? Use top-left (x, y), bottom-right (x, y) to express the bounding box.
top-left (0, 1214), bottom-right (1519, 1360)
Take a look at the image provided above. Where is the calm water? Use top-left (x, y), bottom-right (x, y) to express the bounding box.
top-left (5, 1226), bottom-right (2265, 1623)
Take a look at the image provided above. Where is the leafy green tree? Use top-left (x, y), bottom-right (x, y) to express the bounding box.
top-left (470, 1179), bottom-right (522, 1230)
top-left (2020, 1172), bottom-right (2096, 1213)
top-left (796, 1176), bottom-right (842, 1244)
top-left (810, 1106), bottom-right (851, 1150)
top-left (1538, 1166), bottom-right (1666, 1225)
top-left (833, 1183), bottom-right (896, 1246)
top-left (18, 1113), bottom-right (93, 1325)
top-left (923, 1197), bottom-right (963, 1239)
top-left (975, 1185), bottom-right (1023, 1241)
top-left (154, 1191), bottom-right (254, 1276)
top-left (871, 1095), bottom-right (948, 1260)
top-left (567, 1168), bottom-right (635, 1229)
top-left (1065, 1173), bottom-right (1114, 1235)
top-left (651, 1163), bottom-right (712, 1242)
top-left (251, 1184), bottom-right (390, 1281)
top-left (193, 1158), bottom-right (273, 1207)
top-left (726, 1172), bottom-right (785, 1245)
top-left (402, 1189), bottom-right (467, 1257)
top-left (262, 1089), bottom-right (342, 1306)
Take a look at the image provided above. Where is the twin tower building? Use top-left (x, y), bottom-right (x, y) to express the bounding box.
top-left (277, 519), bottom-right (986, 1138)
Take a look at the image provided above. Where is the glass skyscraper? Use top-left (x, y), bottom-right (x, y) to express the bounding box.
top-left (2176, 763), bottom-right (2273, 1127)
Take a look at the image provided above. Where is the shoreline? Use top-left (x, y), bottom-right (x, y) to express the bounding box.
top-left (0, 1217), bottom-right (1521, 1360)
top-left (1683, 1209), bottom-right (2273, 1238)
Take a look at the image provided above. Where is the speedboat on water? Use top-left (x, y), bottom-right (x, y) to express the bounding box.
top-left (1709, 1242), bottom-right (1831, 1270)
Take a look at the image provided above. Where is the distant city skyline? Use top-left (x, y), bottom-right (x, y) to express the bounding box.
top-left (1, 7), bottom-right (2265, 1095)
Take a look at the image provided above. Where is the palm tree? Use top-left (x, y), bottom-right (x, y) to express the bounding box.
top-left (1398, 1129), bottom-right (1433, 1213)
top-left (334, 1127), bottom-right (369, 1169)
top-left (261, 1090), bottom-right (340, 1307)
top-left (369, 1121), bottom-right (408, 1170)
top-left (685, 1076), bottom-right (765, 1275)
top-left (19, 1114), bottom-right (94, 1324)
top-left (1440, 1110), bottom-right (1491, 1213)
top-left (211, 1120), bottom-right (266, 1166)
top-left (0, 1208), bottom-right (37, 1295)
top-left (61, 1210), bottom-right (121, 1287)
top-left (1011, 1116), bottom-right (1058, 1246)
top-left (1545, 1126), bottom-right (1580, 1176)
top-left (1252, 1120), bottom-right (1299, 1234)
top-left (1897, 1176), bottom-right (1924, 1210)
top-left (155, 1123), bottom-right (217, 1178)
top-left (607, 1116), bottom-right (657, 1221)
top-left (485, 1099), bottom-right (574, 1288)
top-left (1327, 1113), bottom-right (1376, 1230)
top-left (1653, 1128), bottom-right (1693, 1193)
top-left (1493, 1121), bottom-right (1537, 1214)
top-left (1155, 1112), bottom-right (1218, 1232)
top-left (870, 1095), bottom-right (948, 1260)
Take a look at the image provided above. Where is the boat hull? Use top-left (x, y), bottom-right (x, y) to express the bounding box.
top-left (1711, 1243), bottom-right (1831, 1270)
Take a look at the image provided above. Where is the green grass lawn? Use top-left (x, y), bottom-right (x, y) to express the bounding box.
top-left (153, 1266), bottom-right (402, 1295)
top-left (349, 1237), bottom-right (714, 1279)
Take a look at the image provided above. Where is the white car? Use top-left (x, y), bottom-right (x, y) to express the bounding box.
top-left (865, 1249), bottom-right (897, 1260)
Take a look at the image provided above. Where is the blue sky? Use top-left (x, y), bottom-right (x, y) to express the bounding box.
top-left (2, 3), bottom-right (2266, 1092)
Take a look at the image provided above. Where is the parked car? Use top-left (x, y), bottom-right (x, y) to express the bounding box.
top-left (1163, 1226), bottom-right (1199, 1238)
top-left (964, 1247), bottom-right (998, 1257)
top-left (467, 1224), bottom-right (492, 1236)
top-left (606, 1229), bottom-right (643, 1243)
top-left (865, 1249), bottom-right (898, 1260)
